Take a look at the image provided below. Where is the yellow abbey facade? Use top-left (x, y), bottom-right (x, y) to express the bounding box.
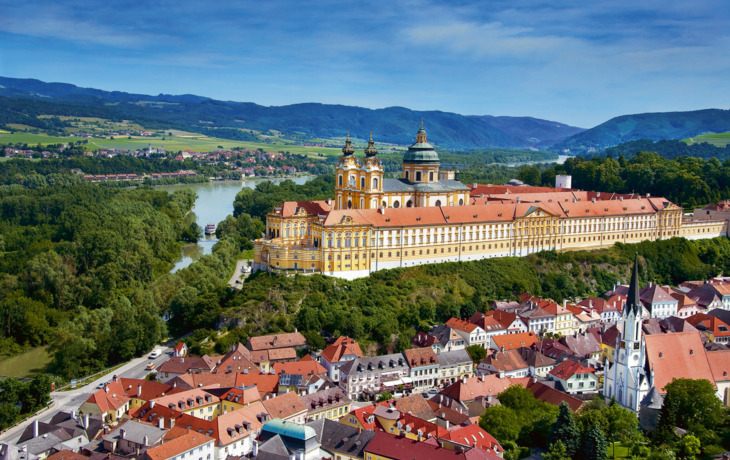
top-left (253, 126), bottom-right (728, 280)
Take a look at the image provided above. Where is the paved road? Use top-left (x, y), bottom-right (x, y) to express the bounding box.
top-left (0, 345), bottom-right (173, 445)
top-left (227, 259), bottom-right (251, 289)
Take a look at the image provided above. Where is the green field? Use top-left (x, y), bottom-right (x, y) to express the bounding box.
top-left (0, 131), bottom-right (343, 156)
top-left (685, 132), bottom-right (730, 147)
top-left (0, 346), bottom-right (52, 378)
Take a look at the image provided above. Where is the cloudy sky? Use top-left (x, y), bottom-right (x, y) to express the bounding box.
top-left (0, 0), bottom-right (728, 127)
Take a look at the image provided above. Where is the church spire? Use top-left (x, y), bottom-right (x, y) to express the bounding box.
top-left (341, 132), bottom-right (354, 156)
top-left (364, 132), bottom-right (378, 157)
top-left (627, 253), bottom-right (641, 316)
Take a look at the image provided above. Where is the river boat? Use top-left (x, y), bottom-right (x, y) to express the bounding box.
top-left (205, 223), bottom-right (216, 235)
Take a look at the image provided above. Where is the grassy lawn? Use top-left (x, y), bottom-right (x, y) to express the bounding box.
top-left (685, 132), bottom-right (730, 147)
top-left (607, 442), bottom-right (630, 458)
top-left (0, 346), bottom-right (52, 377)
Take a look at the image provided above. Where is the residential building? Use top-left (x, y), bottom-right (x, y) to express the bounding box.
top-left (306, 418), bottom-right (375, 460)
top-left (445, 318), bottom-right (488, 348)
top-left (151, 389), bottom-right (220, 421)
top-left (364, 431), bottom-right (501, 460)
top-left (549, 360), bottom-right (598, 395)
top-left (687, 312), bottom-right (730, 343)
top-left (339, 354), bottom-right (410, 400)
top-left (320, 336), bottom-right (363, 382)
top-left (254, 419), bottom-right (321, 460)
top-left (262, 392), bottom-right (307, 425)
top-left (143, 429), bottom-right (214, 460)
top-left (640, 284), bottom-right (679, 319)
top-left (79, 379), bottom-right (130, 423)
top-left (156, 356), bottom-right (216, 383)
top-left (102, 420), bottom-right (167, 457)
top-left (403, 348), bottom-right (439, 391)
top-left (300, 387), bottom-right (351, 422)
top-left (435, 350), bottom-right (473, 386)
top-left (490, 331), bottom-right (537, 352)
top-left (476, 350), bottom-right (529, 378)
top-left (515, 347), bottom-right (556, 377)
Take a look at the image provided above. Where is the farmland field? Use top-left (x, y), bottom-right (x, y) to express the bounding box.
top-left (0, 346), bottom-right (52, 378)
top-left (0, 130), bottom-right (343, 156)
top-left (685, 132), bottom-right (730, 147)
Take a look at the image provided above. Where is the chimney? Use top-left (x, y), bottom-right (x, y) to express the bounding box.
top-left (33, 420), bottom-right (39, 438)
top-left (120, 429), bottom-right (126, 440)
top-left (169, 418), bottom-right (175, 429)
top-left (326, 198), bottom-right (332, 206)
top-left (71, 410), bottom-right (76, 419)
top-left (143, 435), bottom-right (149, 446)
top-left (83, 414), bottom-right (89, 430)
top-left (158, 417), bottom-right (164, 429)
top-left (137, 384), bottom-right (142, 398)
top-left (150, 400), bottom-right (155, 409)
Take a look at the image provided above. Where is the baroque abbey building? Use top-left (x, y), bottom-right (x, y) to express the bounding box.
top-left (253, 125), bottom-right (728, 280)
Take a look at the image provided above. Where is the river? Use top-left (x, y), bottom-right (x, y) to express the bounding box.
top-left (505, 154), bottom-right (572, 167)
top-left (157, 176), bottom-right (314, 272)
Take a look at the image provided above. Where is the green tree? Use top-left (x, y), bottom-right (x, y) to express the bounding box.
top-left (466, 344), bottom-right (487, 363)
top-left (550, 402), bottom-right (581, 457)
top-left (543, 440), bottom-right (570, 460)
top-left (377, 391), bottom-right (393, 402)
top-left (676, 434), bottom-right (701, 459)
top-left (582, 423), bottom-right (608, 460)
top-left (656, 378), bottom-right (723, 446)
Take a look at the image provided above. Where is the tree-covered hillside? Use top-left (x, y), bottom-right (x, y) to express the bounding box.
top-left (552, 109), bottom-right (730, 153)
top-left (0, 76), bottom-right (583, 150)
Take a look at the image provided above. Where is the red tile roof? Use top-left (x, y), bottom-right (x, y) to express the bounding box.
top-left (440, 375), bottom-right (530, 402)
top-left (644, 331), bottom-right (716, 392)
top-left (261, 392), bottom-right (306, 420)
top-left (272, 358), bottom-right (327, 376)
top-left (527, 381), bottom-right (585, 412)
top-left (247, 332), bottom-right (306, 351)
top-left (707, 350), bottom-right (730, 383)
top-left (446, 317), bottom-right (478, 333)
top-left (491, 332), bottom-right (537, 351)
top-left (321, 336), bottom-right (363, 364)
top-left (84, 380), bottom-right (129, 413)
top-left (236, 373), bottom-right (280, 398)
top-left (549, 360), bottom-right (595, 380)
top-left (365, 431), bottom-right (501, 460)
top-left (444, 424), bottom-right (503, 455)
top-left (403, 347), bottom-right (438, 368)
top-left (145, 429), bottom-right (214, 460)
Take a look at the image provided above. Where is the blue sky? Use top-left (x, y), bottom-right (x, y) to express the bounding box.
top-left (0, 0), bottom-right (728, 127)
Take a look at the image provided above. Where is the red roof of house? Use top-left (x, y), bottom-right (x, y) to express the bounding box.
top-left (644, 331), bottom-right (716, 392)
top-left (446, 317), bottom-right (478, 333)
top-left (527, 381), bottom-right (585, 412)
top-left (444, 424), bottom-right (503, 454)
top-left (491, 332), bottom-right (537, 351)
top-left (321, 336), bottom-right (363, 364)
top-left (261, 392), bottom-right (306, 419)
top-left (440, 375), bottom-right (531, 402)
top-left (236, 373), bottom-right (280, 398)
top-left (686, 313), bottom-right (730, 338)
top-left (145, 429), bottom-right (214, 460)
top-left (403, 347), bottom-right (438, 368)
top-left (549, 360), bottom-right (595, 380)
top-left (272, 357), bottom-right (327, 376)
top-left (247, 332), bottom-right (306, 351)
top-left (365, 431), bottom-right (501, 460)
top-left (84, 380), bottom-right (129, 413)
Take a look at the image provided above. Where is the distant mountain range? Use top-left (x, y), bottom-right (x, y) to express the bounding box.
top-left (1, 76), bottom-right (729, 152)
top-left (551, 109), bottom-right (730, 153)
top-left (0, 76), bottom-right (582, 150)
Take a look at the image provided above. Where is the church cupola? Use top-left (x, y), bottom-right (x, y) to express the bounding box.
top-left (416, 121), bottom-right (427, 144)
top-left (364, 132), bottom-right (378, 157)
top-left (341, 132), bottom-right (355, 156)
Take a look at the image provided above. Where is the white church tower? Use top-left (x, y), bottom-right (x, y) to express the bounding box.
top-left (603, 254), bottom-right (651, 412)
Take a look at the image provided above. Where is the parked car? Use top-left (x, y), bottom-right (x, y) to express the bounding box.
top-left (149, 349), bottom-right (161, 359)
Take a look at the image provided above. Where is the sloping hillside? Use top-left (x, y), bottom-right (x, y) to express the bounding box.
top-left (552, 109), bottom-right (730, 153)
top-left (0, 76), bottom-right (582, 150)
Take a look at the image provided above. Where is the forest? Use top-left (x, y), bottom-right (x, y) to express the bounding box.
top-left (516, 152), bottom-right (730, 208)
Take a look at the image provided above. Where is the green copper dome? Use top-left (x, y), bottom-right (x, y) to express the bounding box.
top-left (403, 123), bottom-right (439, 164)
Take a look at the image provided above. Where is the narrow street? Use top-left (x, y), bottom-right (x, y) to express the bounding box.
top-left (0, 345), bottom-right (173, 445)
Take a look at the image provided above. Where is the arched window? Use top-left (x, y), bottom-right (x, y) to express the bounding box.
top-left (349, 175), bottom-right (355, 187)
top-left (416, 171), bottom-right (422, 182)
top-left (405, 171), bottom-right (410, 181)
top-left (459, 198), bottom-right (464, 205)
top-left (406, 200), bottom-right (413, 207)
top-left (361, 177), bottom-right (365, 189)
top-left (382, 200), bottom-right (387, 208)
top-left (347, 200), bottom-right (352, 209)
top-left (373, 178), bottom-right (378, 189)
top-left (435, 200), bottom-right (441, 207)
top-left (338, 175), bottom-right (343, 186)
top-left (394, 200), bottom-right (400, 208)
top-left (429, 171), bottom-right (434, 181)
